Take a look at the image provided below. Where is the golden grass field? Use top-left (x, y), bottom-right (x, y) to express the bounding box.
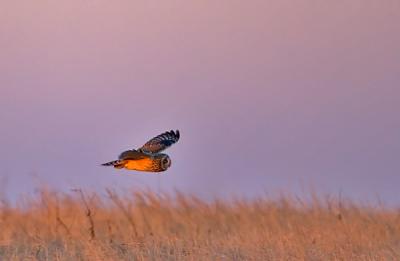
top-left (0, 189), bottom-right (399, 260)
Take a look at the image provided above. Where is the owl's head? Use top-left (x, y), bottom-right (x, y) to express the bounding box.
top-left (160, 155), bottom-right (172, 170)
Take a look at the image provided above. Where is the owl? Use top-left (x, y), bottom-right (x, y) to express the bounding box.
top-left (101, 130), bottom-right (180, 172)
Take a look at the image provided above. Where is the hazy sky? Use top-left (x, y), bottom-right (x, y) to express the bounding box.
top-left (1, 1), bottom-right (399, 204)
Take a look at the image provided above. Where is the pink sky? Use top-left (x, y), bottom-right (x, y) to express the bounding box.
top-left (1, 1), bottom-right (399, 204)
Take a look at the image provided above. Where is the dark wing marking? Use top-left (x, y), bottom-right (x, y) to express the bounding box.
top-left (101, 159), bottom-right (125, 166)
top-left (118, 149), bottom-right (148, 160)
top-left (138, 130), bottom-right (180, 154)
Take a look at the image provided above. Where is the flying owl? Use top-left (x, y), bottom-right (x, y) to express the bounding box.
top-left (101, 130), bottom-right (180, 172)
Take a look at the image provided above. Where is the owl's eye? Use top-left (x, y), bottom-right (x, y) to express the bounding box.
top-left (163, 158), bottom-right (169, 164)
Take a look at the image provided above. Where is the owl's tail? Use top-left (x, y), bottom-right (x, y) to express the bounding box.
top-left (101, 160), bottom-right (125, 169)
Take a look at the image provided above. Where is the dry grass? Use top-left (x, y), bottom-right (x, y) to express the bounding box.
top-left (0, 188), bottom-right (399, 260)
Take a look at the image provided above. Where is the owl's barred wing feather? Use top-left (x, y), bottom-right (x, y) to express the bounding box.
top-left (138, 130), bottom-right (180, 154)
top-left (118, 149), bottom-right (148, 160)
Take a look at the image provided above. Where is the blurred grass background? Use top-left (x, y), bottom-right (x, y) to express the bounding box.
top-left (0, 188), bottom-right (399, 260)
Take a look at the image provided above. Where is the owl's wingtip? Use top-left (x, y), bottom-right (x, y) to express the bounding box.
top-left (168, 129), bottom-right (180, 139)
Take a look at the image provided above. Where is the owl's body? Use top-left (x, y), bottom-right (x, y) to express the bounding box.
top-left (102, 130), bottom-right (179, 173)
top-left (125, 157), bottom-right (160, 172)
top-left (106, 153), bottom-right (169, 172)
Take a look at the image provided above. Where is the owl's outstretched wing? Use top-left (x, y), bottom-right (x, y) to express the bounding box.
top-left (138, 130), bottom-right (180, 154)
